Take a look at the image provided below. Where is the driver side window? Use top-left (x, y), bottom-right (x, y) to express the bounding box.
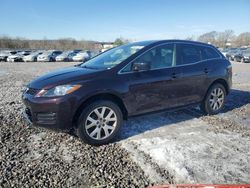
top-left (137, 44), bottom-right (175, 70)
top-left (122, 43), bottom-right (175, 72)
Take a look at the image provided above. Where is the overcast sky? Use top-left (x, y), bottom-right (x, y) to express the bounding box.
top-left (1, 0), bottom-right (250, 41)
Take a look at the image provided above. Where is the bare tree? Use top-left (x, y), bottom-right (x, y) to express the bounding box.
top-left (216, 30), bottom-right (234, 48)
top-left (197, 31), bottom-right (217, 44)
top-left (234, 32), bottom-right (250, 47)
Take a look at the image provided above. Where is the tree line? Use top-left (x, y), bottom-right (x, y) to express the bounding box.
top-left (196, 30), bottom-right (250, 48)
top-left (0, 30), bottom-right (250, 50)
top-left (0, 37), bottom-right (100, 50)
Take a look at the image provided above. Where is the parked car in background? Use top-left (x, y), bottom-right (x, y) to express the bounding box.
top-left (0, 50), bottom-right (19, 62)
top-left (226, 48), bottom-right (241, 61)
top-left (22, 40), bottom-right (232, 145)
top-left (7, 50), bottom-right (31, 62)
top-left (72, 51), bottom-right (91, 62)
top-left (242, 50), bottom-right (250, 63)
top-left (23, 51), bottom-right (43, 62)
top-left (235, 49), bottom-right (250, 63)
top-left (55, 51), bottom-right (78, 62)
top-left (37, 50), bottom-right (62, 62)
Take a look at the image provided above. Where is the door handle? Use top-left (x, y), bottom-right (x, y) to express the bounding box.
top-left (204, 68), bottom-right (209, 74)
top-left (171, 73), bottom-right (182, 80)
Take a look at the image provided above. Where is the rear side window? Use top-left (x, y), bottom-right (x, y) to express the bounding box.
top-left (176, 44), bottom-right (201, 65)
top-left (202, 47), bottom-right (220, 60)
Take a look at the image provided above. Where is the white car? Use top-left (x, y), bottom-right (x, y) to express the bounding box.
top-left (23, 51), bottom-right (43, 62)
top-left (72, 51), bottom-right (91, 62)
top-left (37, 50), bottom-right (62, 62)
top-left (0, 50), bottom-right (19, 62)
top-left (7, 51), bottom-right (30, 62)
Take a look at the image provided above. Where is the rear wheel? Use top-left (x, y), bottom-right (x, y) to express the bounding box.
top-left (77, 100), bottom-right (123, 145)
top-left (201, 83), bottom-right (226, 115)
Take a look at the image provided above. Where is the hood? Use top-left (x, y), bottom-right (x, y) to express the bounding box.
top-left (56, 54), bottom-right (67, 58)
top-left (38, 54), bottom-right (50, 58)
top-left (28, 66), bottom-right (102, 89)
top-left (8, 54), bottom-right (23, 58)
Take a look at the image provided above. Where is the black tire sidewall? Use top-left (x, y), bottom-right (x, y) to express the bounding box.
top-left (201, 83), bottom-right (226, 115)
top-left (77, 100), bottom-right (123, 146)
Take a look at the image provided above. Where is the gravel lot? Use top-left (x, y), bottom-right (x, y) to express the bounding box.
top-left (0, 61), bottom-right (249, 187)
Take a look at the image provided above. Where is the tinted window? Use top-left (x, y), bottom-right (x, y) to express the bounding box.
top-left (82, 41), bottom-right (150, 70)
top-left (176, 44), bottom-right (201, 65)
top-left (136, 44), bottom-right (175, 70)
top-left (202, 47), bottom-right (220, 60)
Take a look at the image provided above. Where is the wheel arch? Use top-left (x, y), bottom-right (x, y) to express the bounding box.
top-left (208, 78), bottom-right (229, 96)
top-left (72, 93), bottom-right (128, 127)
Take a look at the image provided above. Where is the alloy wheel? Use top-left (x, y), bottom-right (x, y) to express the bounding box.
top-left (209, 87), bottom-right (225, 111)
top-left (85, 106), bottom-right (117, 140)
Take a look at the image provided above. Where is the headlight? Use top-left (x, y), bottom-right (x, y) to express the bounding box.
top-left (35, 84), bottom-right (81, 97)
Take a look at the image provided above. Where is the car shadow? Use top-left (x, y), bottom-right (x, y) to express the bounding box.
top-left (117, 89), bottom-right (250, 141)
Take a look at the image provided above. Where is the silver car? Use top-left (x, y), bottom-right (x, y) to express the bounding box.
top-left (55, 51), bottom-right (77, 62)
top-left (72, 51), bottom-right (91, 62)
top-left (37, 50), bottom-right (62, 62)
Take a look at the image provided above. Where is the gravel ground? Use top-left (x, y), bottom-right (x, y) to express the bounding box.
top-left (0, 62), bottom-right (150, 188)
top-left (0, 61), bottom-right (249, 187)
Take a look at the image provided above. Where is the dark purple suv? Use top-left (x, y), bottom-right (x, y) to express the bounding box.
top-left (22, 40), bottom-right (232, 145)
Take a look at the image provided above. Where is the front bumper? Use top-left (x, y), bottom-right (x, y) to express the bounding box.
top-left (22, 92), bottom-right (75, 131)
top-left (23, 58), bottom-right (34, 62)
top-left (72, 57), bottom-right (83, 61)
top-left (243, 58), bottom-right (250, 63)
top-left (37, 57), bottom-right (50, 62)
top-left (56, 58), bottom-right (66, 62)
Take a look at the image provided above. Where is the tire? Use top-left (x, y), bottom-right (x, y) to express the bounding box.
top-left (241, 58), bottom-right (245, 63)
top-left (200, 83), bottom-right (226, 115)
top-left (77, 100), bottom-right (123, 145)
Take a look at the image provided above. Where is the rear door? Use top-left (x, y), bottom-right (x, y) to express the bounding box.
top-left (175, 43), bottom-right (209, 105)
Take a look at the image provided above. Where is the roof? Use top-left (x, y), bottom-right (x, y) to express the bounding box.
top-left (140, 39), bottom-right (215, 47)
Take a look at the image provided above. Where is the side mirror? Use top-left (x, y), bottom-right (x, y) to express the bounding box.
top-left (132, 61), bottom-right (150, 72)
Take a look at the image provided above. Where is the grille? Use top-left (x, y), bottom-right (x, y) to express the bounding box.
top-left (26, 88), bottom-right (39, 96)
top-left (36, 113), bottom-right (56, 125)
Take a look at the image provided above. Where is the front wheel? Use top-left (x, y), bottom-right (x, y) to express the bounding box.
top-left (201, 83), bottom-right (226, 115)
top-left (77, 100), bottom-right (123, 145)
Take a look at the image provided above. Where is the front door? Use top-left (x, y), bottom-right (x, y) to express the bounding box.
top-left (124, 43), bottom-right (184, 115)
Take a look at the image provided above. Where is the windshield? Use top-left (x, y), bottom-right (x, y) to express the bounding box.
top-left (243, 50), bottom-right (250, 55)
top-left (80, 41), bottom-right (153, 69)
